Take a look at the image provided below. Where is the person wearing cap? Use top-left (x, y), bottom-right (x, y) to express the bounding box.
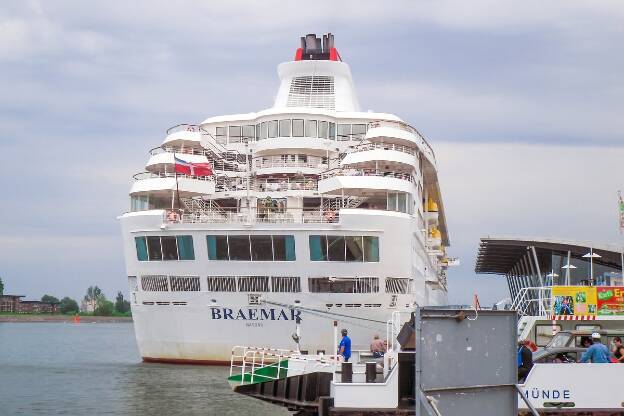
top-left (337, 328), bottom-right (352, 362)
top-left (579, 332), bottom-right (611, 363)
top-left (517, 340), bottom-right (534, 383)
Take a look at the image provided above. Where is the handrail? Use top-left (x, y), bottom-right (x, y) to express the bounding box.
top-left (511, 286), bottom-right (552, 317)
top-left (367, 120), bottom-right (436, 162)
top-left (164, 207), bottom-right (340, 224)
top-left (320, 168), bottom-right (415, 183)
top-left (349, 142), bottom-right (419, 157)
top-left (166, 124), bottom-right (201, 135)
top-left (132, 171), bottom-right (213, 181)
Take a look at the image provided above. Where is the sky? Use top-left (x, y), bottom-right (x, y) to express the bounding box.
top-left (0, 1), bottom-right (623, 305)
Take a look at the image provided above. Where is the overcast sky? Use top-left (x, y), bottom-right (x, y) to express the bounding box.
top-left (1, 1), bottom-right (623, 305)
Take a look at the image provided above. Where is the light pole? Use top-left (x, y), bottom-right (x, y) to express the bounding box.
top-left (582, 248), bottom-right (601, 286)
top-left (546, 271), bottom-right (559, 286)
top-left (561, 264), bottom-right (577, 286)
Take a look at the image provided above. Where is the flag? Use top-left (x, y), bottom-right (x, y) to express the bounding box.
top-left (174, 156), bottom-right (213, 177)
top-left (619, 191), bottom-right (624, 234)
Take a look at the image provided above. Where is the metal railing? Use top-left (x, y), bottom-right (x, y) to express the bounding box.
top-left (132, 171), bottom-right (213, 181)
top-left (149, 146), bottom-right (208, 156)
top-left (214, 177), bottom-right (318, 193)
top-left (163, 207), bottom-right (340, 224)
top-left (320, 168), bottom-right (415, 183)
top-left (350, 142), bottom-right (418, 157)
top-left (253, 156), bottom-right (328, 170)
top-left (367, 120), bottom-right (436, 162)
top-left (166, 124), bottom-right (201, 135)
top-left (511, 286), bottom-right (552, 317)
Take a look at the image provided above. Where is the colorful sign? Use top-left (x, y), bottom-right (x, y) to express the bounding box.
top-left (596, 287), bottom-right (624, 316)
top-left (551, 286), bottom-right (597, 316)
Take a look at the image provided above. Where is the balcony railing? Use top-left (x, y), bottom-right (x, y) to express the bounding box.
top-left (166, 124), bottom-right (201, 135)
top-left (149, 146), bottom-right (208, 156)
top-left (215, 178), bottom-right (318, 193)
top-left (367, 120), bottom-right (435, 162)
top-left (350, 142), bottom-right (418, 157)
top-left (320, 168), bottom-right (415, 183)
top-left (133, 172), bottom-right (213, 181)
top-left (164, 207), bottom-right (339, 224)
top-left (253, 156), bottom-right (328, 170)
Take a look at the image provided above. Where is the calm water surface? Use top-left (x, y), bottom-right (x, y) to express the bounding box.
top-left (0, 322), bottom-right (288, 415)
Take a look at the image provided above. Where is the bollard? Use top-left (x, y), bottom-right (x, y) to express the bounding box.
top-left (365, 362), bottom-right (376, 383)
top-left (341, 362), bottom-right (352, 383)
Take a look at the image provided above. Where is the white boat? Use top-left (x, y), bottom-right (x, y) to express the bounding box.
top-left (118, 33), bottom-right (451, 364)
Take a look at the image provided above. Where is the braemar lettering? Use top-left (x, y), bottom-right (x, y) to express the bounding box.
top-left (211, 308), bottom-right (301, 321)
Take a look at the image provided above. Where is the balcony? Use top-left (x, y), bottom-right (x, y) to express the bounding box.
top-left (163, 124), bottom-right (202, 146)
top-left (341, 142), bottom-right (418, 169)
top-left (253, 155), bottom-right (329, 175)
top-left (365, 120), bottom-right (435, 163)
top-left (253, 137), bottom-right (334, 156)
top-left (214, 177), bottom-right (318, 194)
top-left (147, 146), bottom-right (246, 174)
top-left (318, 169), bottom-right (415, 195)
top-left (131, 172), bottom-right (215, 196)
top-left (163, 207), bottom-right (339, 225)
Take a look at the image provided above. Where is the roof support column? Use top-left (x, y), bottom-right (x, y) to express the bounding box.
top-left (530, 246), bottom-right (544, 287)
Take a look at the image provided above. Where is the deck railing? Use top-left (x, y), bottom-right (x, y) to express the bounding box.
top-left (320, 168), bottom-right (415, 183)
top-left (132, 172), bottom-right (213, 181)
top-left (164, 207), bottom-right (339, 224)
top-left (350, 142), bottom-right (418, 157)
top-left (367, 120), bottom-right (435, 162)
top-left (166, 124), bottom-right (201, 135)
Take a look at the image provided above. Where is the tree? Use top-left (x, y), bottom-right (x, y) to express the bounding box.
top-left (83, 286), bottom-right (104, 312)
top-left (114, 291), bottom-right (131, 314)
top-left (94, 299), bottom-right (114, 316)
top-left (59, 297), bottom-right (79, 314)
top-left (41, 295), bottom-right (60, 304)
top-left (0, 277), bottom-right (3, 296)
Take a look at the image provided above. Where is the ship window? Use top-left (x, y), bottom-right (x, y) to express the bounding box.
top-left (207, 276), bottom-right (237, 292)
top-left (329, 122), bottom-right (336, 140)
top-left (308, 277), bottom-right (379, 293)
top-left (215, 127), bottom-right (227, 144)
top-left (279, 119), bottom-right (291, 137)
top-left (176, 236), bottom-right (195, 260)
top-left (242, 125), bottom-right (255, 141)
top-left (309, 235), bottom-right (379, 262)
top-left (352, 124), bottom-right (367, 140)
top-left (268, 120), bottom-right (278, 138)
top-left (306, 120), bottom-right (317, 137)
top-left (135, 237), bottom-right (148, 261)
top-left (238, 276), bottom-right (270, 292)
top-left (327, 236), bottom-right (345, 261)
top-left (141, 275), bottom-right (169, 291)
top-left (273, 235), bottom-right (296, 261)
top-left (309, 235), bottom-right (328, 261)
top-left (345, 236), bottom-right (364, 261)
top-left (206, 235), bottom-right (229, 260)
top-left (337, 124), bottom-right (351, 141)
top-left (227, 235), bottom-right (251, 261)
top-left (386, 278), bottom-right (411, 294)
top-left (255, 124), bottom-right (260, 140)
top-left (260, 122), bottom-right (268, 140)
top-left (250, 235), bottom-right (273, 261)
top-left (229, 126), bottom-right (241, 142)
top-left (161, 236), bottom-right (179, 261)
top-left (292, 119), bottom-right (304, 137)
top-left (319, 121), bottom-right (328, 139)
top-left (147, 236), bottom-right (162, 261)
top-left (169, 276), bottom-right (200, 292)
top-left (298, 154), bottom-right (307, 163)
top-left (363, 236), bottom-right (379, 262)
top-left (272, 276), bottom-right (301, 292)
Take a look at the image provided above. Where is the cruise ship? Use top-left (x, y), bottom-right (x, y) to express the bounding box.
top-left (119, 33), bottom-right (451, 364)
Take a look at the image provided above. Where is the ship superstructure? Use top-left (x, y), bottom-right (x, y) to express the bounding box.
top-left (119, 34), bottom-right (451, 364)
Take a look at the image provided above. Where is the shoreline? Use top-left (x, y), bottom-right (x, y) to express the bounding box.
top-left (0, 314), bottom-right (133, 323)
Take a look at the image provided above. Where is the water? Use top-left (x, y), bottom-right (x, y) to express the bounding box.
top-left (0, 322), bottom-right (289, 415)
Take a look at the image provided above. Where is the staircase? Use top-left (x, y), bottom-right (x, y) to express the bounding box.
top-left (321, 196), bottom-right (365, 212)
top-left (181, 197), bottom-right (227, 216)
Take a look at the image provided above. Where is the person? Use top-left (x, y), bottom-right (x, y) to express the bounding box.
top-left (579, 332), bottom-right (611, 363)
top-left (580, 336), bottom-right (594, 348)
top-left (370, 334), bottom-right (386, 358)
top-left (517, 340), bottom-right (534, 383)
top-left (612, 337), bottom-right (624, 363)
top-left (338, 329), bottom-right (352, 362)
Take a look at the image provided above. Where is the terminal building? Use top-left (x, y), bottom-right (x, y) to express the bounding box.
top-left (475, 237), bottom-right (624, 303)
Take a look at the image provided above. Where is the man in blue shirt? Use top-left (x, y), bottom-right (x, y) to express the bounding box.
top-left (580, 333), bottom-right (611, 363)
top-left (338, 328), bottom-right (352, 362)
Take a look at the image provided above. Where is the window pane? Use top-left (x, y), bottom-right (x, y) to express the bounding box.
top-left (388, 193), bottom-right (397, 211)
top-left (229, 126), bottom-right (241, 138)
top-left (255, 124), bottom-right (260, 140)
top-left (206, 236), bottom-right (218, 260)
top-left (329, 122), bottom-right (336, 140)
top-left (261, 122), bottom-right (268, 139)
top-left (327, 236), bottom-right (345, 261)
top-left (345, 236), bottom-right (364, 261)
top-left (135, 237), bottom-right (148, 261)
top-left (176, 236), bottom-right (195, 260)
top-left (216, 236), bottom-right (229, 260)
top-left (309, 235), bottom-right (327, 261)
top-left (397, 193), bottom-right (407, 213)
top-left (228, 235), bottom-right (251, 260)
top-left (337, 124), bottom-right (351, 140)
top-left (243, 125), bottom-right (255, 140)
top-left (285, 235), bottom-right (296, 261)
top-left (215, 127), bottom-right (226, 137)
top-left (292, 119), bottom-right (304, 137)
top-left (251, 235), bottom-right (273, 261)
top-left (147, 236), bottom-right (162, 261)
top-left (352, 124), bottom-right (367, 139)
top-left (161, 236), bottom-right (179, 261)
top-left (279, 119), bottom-right (291, 137)
top-left (273, 235), bottom-right (296, 261)
top-left (363, 236), bottom-right (379, 262)
top-left (306, 120), bottom-right (317, 137)
top-left (268, 120), bottom-right (278, 138)
top-left (319, 121), bottom-right (328, 139)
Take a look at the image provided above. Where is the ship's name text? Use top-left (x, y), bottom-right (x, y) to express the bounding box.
top-left (210, 308), bottom-right (301, 321)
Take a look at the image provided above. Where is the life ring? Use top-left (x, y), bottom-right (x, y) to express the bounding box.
top-left (324, 210), bottom-right (336, 222)
top-left (167, 210), bottom-right (179, 222)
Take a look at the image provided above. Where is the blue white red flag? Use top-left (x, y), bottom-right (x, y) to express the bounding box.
top-left (174, 156), bottom-right (212, 177)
